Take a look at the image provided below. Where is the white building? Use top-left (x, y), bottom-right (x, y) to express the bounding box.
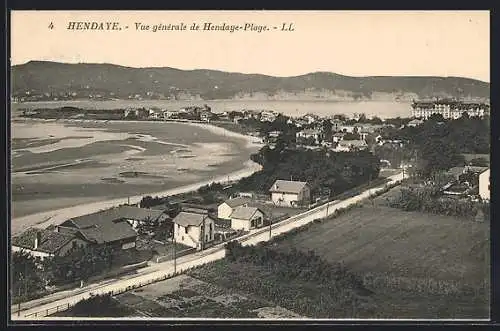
top-left (230, 206), bottom-right (265, 231)
top-left (334, 140), bottom-right (368, 152)
top-left (407, 119), bottom-right (424, 127)
top-left (479, 168), bottom-right (490, 201)
top-left (269, 180), bottom-right (311, 207)
top-left (217, 197), bottom-right (251, 220)
top-left (411, 100), bottom-right (490, 120)
top-left (296, 129), bottom-right (323, 144)
top-left (260, 110), bottom-right (277, 122)
top-left (172, 212), bottom-right (215, 250)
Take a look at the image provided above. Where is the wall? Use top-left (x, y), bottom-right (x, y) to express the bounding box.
top-left (231, 210), bottom-right (264, 231)
top-left (11, 246), bottom-right (52, 260)
top-left (217, 203), bottom-right (233, 220)
top-left (231, 218), bottom-right (251, 231)
top-left (173, 217), bottom-right (215, 249)
top-left (271, 192), bottom-right (301, 207)
top-left (174, 223), bottom-right (199, 248)
top-left (479, 169), bottom-right (490, 200)
top-left (57, 238), bottom-right (88, 256)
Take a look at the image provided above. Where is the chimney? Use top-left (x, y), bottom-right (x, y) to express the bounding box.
top-left (34, 230), bottom-right (42, 250)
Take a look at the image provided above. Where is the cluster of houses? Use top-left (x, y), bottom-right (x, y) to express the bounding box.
top-left (13, 179), bottom-right (312, 259)
top-left (266, 116), bottom-right (404, 152)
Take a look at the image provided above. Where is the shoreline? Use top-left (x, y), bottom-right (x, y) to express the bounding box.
top-left (11, 119), bottom-right (264, 235)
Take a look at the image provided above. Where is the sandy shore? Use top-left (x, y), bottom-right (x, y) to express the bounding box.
top-left (11, 119), bottom-right (264, 235)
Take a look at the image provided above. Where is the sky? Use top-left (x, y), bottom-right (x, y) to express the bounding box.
top-left (10, 10), bottom-right (490, 82)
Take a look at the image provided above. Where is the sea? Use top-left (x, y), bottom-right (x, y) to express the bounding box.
top-left (11, 100), bottom-right (413, 119)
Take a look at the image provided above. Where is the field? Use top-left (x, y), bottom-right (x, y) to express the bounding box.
top-left (184, 187), bottom-right (490, 319)
top-left (109, 274), bottom-right (303, 318)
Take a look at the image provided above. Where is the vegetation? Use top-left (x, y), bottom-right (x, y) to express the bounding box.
top-left (240, 144), bottom-right (380, 197)
top-left (378, 115), bottom-right (489, 177)
top-left (189, 241), bottom-right (373, 318)
top-left (57, 293), bottom-right (136, 317)
top-left (42, 245), bottom-right (114, 285)
top-left (11, 251), bottom-right (46, 302)
top-left (387, 186), bottom-right (489, 220)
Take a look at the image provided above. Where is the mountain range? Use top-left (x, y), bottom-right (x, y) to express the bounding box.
top-left (11, 61), bottom-right (490, 102)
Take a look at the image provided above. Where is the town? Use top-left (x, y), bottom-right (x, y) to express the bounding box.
top-left (12, 97), bottom-right (490, 318)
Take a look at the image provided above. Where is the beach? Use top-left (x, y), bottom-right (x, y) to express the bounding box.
top-left (11, 119), bottom-right (263, 235)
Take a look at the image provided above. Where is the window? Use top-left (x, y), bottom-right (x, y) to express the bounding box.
top-left (184, 227), bottom-right (188, 234)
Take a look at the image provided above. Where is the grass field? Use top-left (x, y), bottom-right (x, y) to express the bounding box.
top-left (273, 204), bottom-right (489, 284)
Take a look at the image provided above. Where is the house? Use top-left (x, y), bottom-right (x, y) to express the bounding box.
top-left (172, 211), bottom-right (215, 250)
top-left (407, 119), bottom-right (424, 127)
top-left (163, 110), bottom-right (179, 119)
top-left (332, 132), bottom-right (346, 143)
top-left (12, 228), bottom-right (86, 259)
top-left (334, 140), bottom-right (368, 152)
top-left (296, 129), bottom-right (323, 144)
top-left (479, 168), bottom-right (490, 201)
top-left (330, 119), bottom-right (343, 132)
top-left (200, 110), bottom-right (214, 122)
top-left (56, 206), bottom-right (162, 250)
top-left (339, 125), bottom-right (361, 133)
top-left (244, 110), bottom-right (261, 120)
top-left (230, 206), bottom-right (265, 231)
top-left (260, 110), bottom-right (277, 122)
top-left (269, 180), bottom-right (311, 207)
top-left (217, 197), bottom-right (251, 220)
top-left (303, 113), bottom-right (319, 124)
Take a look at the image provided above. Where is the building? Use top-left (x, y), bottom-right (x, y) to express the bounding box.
top-left (302, 113), bottom-right (319, 124)
top-left (339, 125), bottom-right (361, 134)
top-left (217, 197), bottom-right (251, 220)
top-left (200, 110), bottom-right (214, 122)
top-left (260, 110), bottom-right (277, 122)
top-left (269, 180), bottom-right (311, 207)
top-left (407, 119), bottom-right (424, 127)
top-left (296, 129), bottom-right (324, 144)
top-left (479, 168), bottom-right (490, 201)
top-left (334, 140), bottom-right (368, 152)
top-left (230, 206), bottom-right (265, 231)
top-left (56, 206), bottom-right (159, 250)
top-left (12, 228), bottom-right (86, 259)
top-left (411, 99), bottom-right (490, 120)
top-left (332, 132), bottom-right (346, 143)
top-left (172, 211), bottom-right (215, 250)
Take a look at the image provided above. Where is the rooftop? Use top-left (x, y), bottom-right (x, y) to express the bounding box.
top-left (222, 197), bottom-right (251, 208)
top-left (12, 228), bottom-right (75, 254)
top-left (77, 221), bottom-right (138, 245)
top-left (230, 206), bottom-right (264, 220)
top-left (269, 180), bottom-right (308, 194)
top-left (173, 212), bottom-right (214, 227)
top-left (63, 206), bottom-right (165, 229)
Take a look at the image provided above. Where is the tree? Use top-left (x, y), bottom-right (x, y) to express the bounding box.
top-left (12, 251), bottom-right (45, 298)
top-left (322, 120), bottom-right (333, 141)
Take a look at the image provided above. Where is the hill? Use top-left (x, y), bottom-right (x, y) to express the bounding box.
top-left (11, 61), bottom-right (490, 101)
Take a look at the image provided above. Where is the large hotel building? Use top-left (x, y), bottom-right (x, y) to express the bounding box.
top-left (411, 99), bottom-right (490, 120)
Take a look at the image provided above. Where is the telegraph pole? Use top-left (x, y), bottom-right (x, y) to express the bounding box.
top-left (269, 218), bottom-right (272, 239)
top-left (173, 235), bottom-right (177, 274)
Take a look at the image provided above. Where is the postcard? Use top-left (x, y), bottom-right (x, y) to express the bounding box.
top-left (9, 10), bottom-right (490, 322)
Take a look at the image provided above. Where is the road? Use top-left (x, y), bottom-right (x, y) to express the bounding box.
top-left (12, 171), bottom-right (403, 320)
